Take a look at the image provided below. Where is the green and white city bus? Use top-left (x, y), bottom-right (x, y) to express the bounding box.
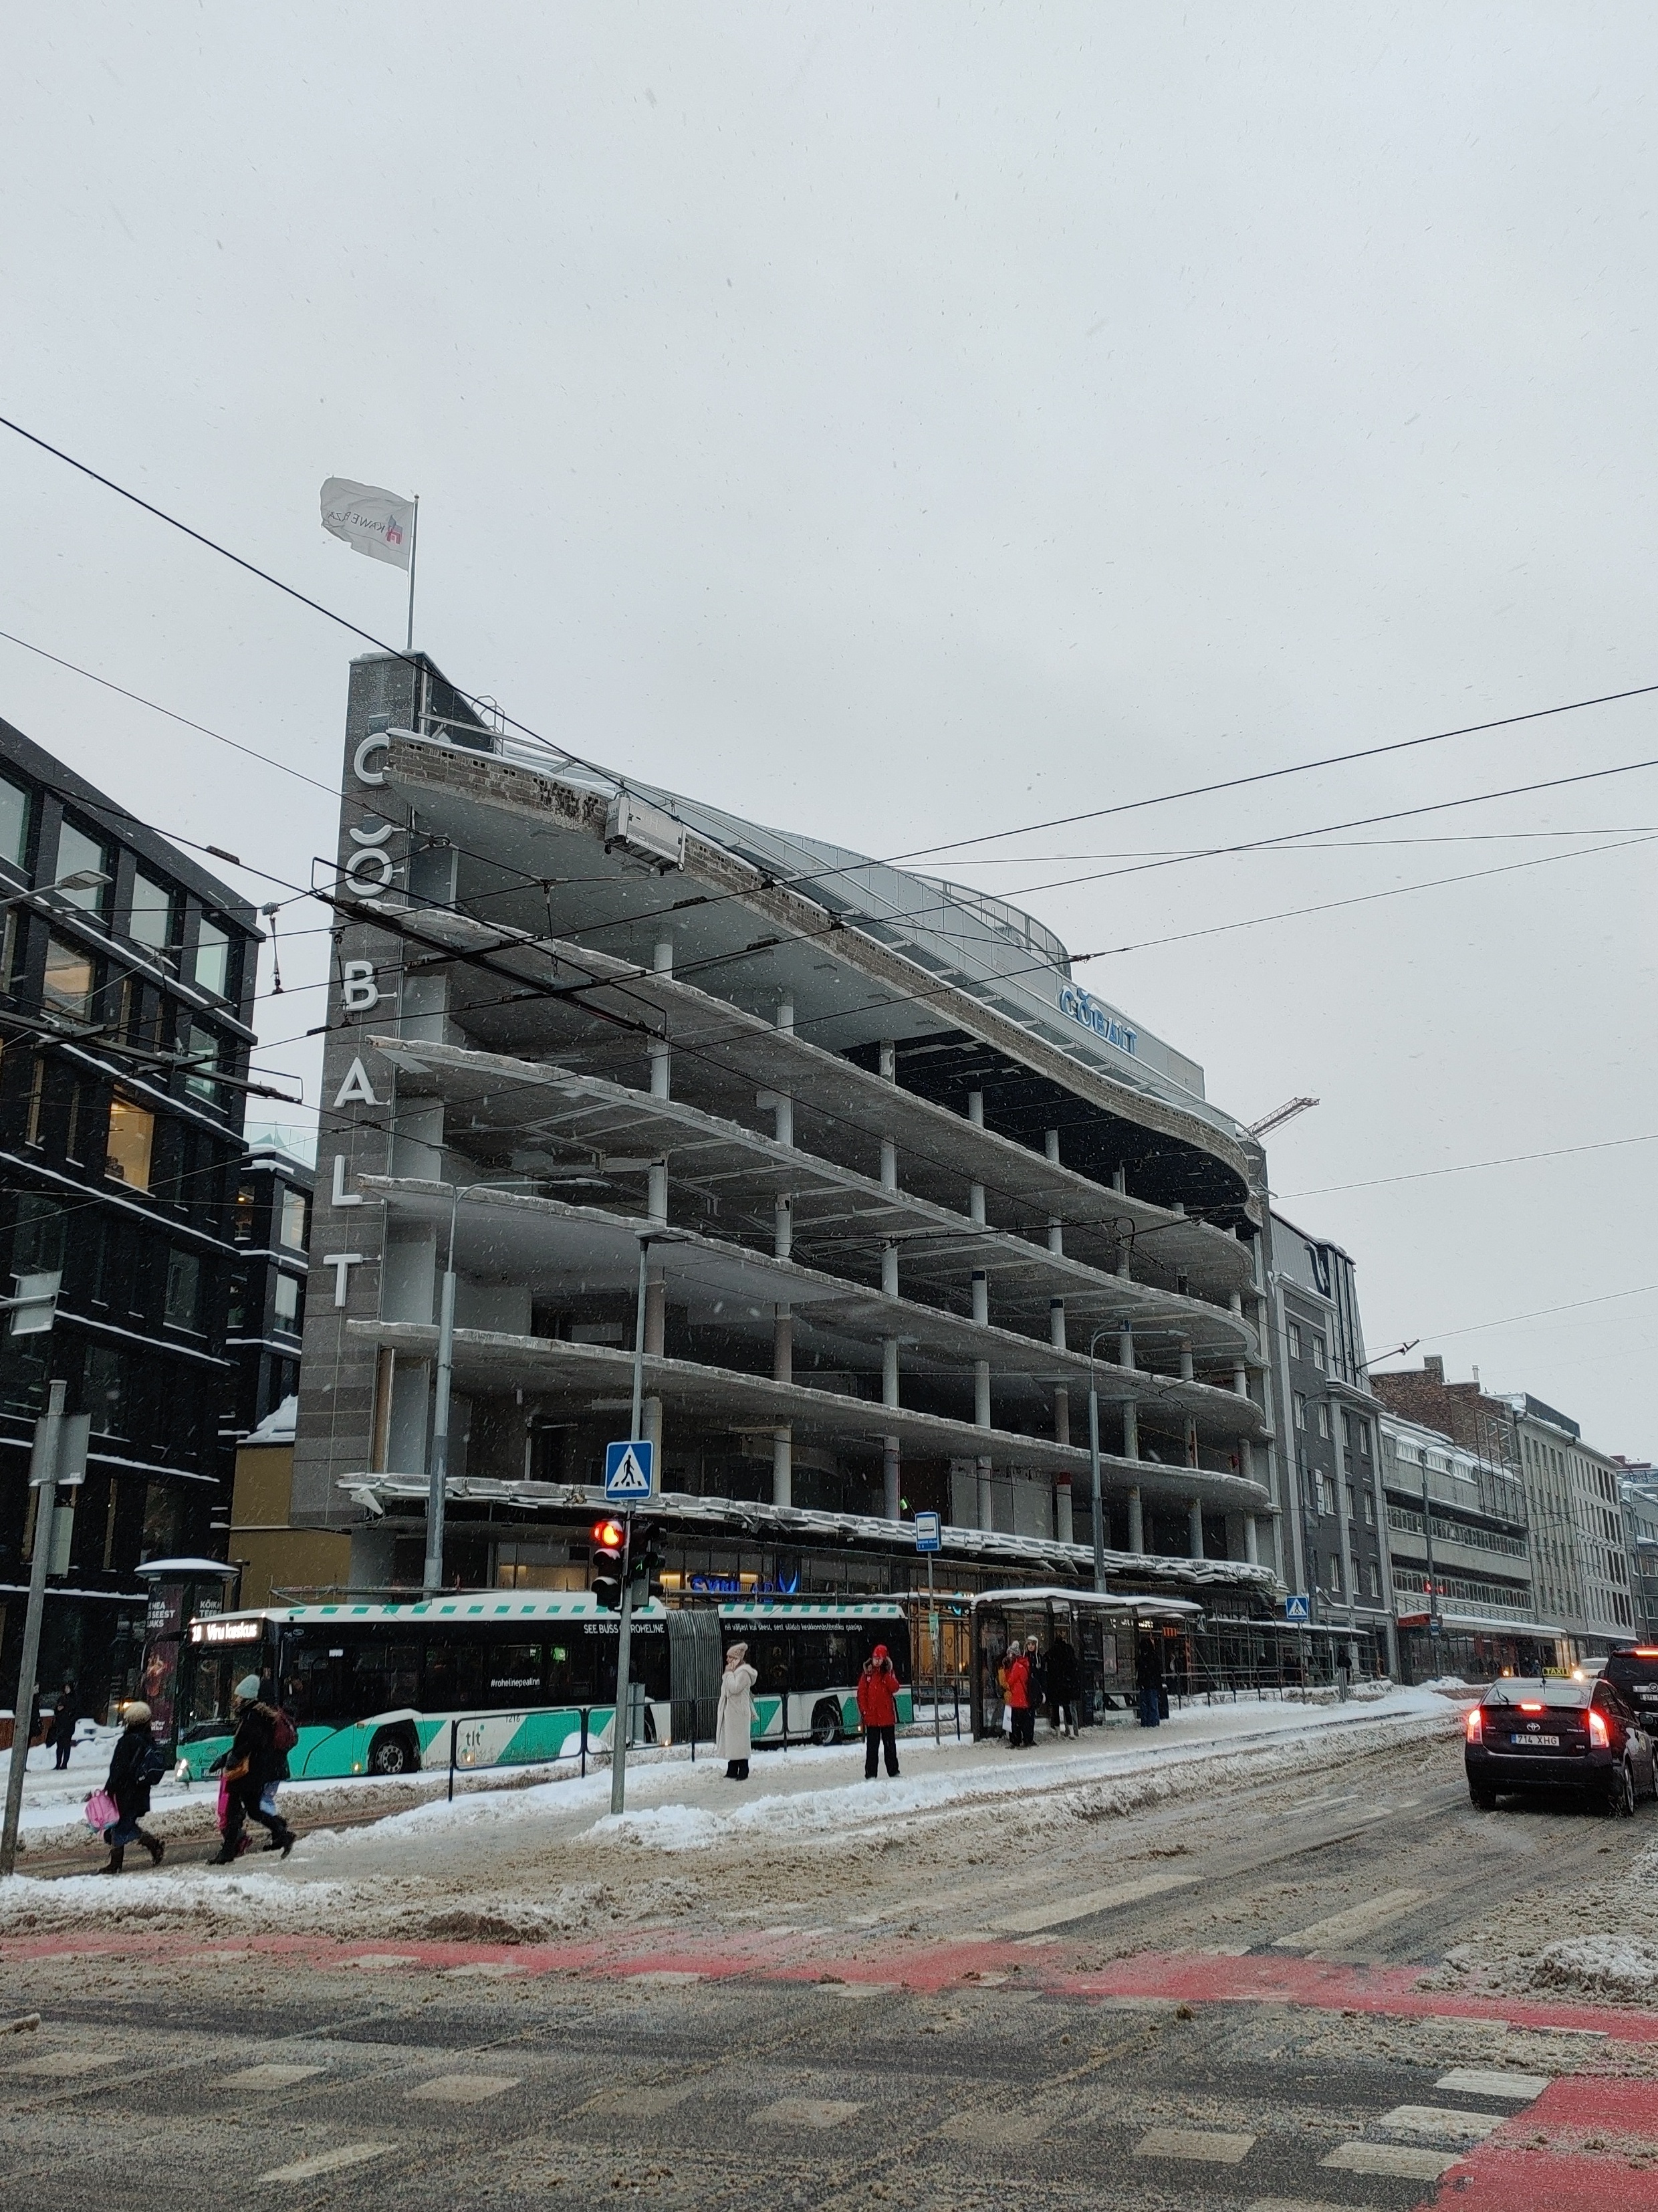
top-left (174, 1594), bottom-right (913, 1781)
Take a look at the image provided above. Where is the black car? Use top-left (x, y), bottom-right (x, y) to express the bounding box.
top-left (1604, 1646), bottom-right (1658, 1726)
top-left (1465, 1675), bottom-right (1657, 1814)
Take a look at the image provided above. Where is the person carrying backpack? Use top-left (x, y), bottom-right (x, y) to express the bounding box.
top-left (98, 1702), bottom-right (167, 1874)
top-left (211, 1676), bottom-right (296, 1862)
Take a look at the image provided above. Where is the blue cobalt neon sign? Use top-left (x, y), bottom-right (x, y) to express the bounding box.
top-left (1058, 984), bottom-right (1137, 1056)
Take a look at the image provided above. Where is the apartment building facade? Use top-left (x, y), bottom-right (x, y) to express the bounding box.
top-left (0, 714), bottom-right (260, 1717)
top-left (1615, 1460), bottom-right (1658, 1642)
top-left (1377, 1408), bottom-right (1558, 1682)
top-left (1372, 1358), bottom-right (1633, 1658)
top-left (225, 1139), bottom-right (312, 1445)
top-left (1268, 1210), bottom-right (1393, 1674)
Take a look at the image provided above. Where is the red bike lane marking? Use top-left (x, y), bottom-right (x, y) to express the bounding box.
top-left (4, 1928), bottom-right (1657, 2046)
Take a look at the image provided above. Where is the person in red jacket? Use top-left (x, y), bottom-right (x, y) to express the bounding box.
top-left (1003, 1644), bottom-right (1034, 1747)
top-left (856, 1643), bottom-right (902, 1779)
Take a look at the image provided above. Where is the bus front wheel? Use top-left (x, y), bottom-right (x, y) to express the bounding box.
top-left (368, 1727), bottom-right (419, 1776)
top-left (810, 1699), bottom-right (842, 1747)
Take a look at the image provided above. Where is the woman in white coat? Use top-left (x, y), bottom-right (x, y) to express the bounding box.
top-left (716, 1642), bottom-right (757, 1781)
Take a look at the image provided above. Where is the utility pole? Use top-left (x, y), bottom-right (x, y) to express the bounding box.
top-left (423, 1187), bottom-right (459, 1597)
top-left (1, 1382), bottom-right (90, 1878)
top-left (610, 1237), bottom-right (652, 1817)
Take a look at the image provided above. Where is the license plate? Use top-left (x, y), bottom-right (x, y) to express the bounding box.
top-left (1510, 1733), bottom-right (1560, 1747)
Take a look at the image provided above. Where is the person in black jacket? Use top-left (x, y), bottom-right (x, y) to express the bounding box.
top-left (99, 1702), bottom-right (165, 1874)
top-left (1046, 1634), bottom-right (1080, 1738)
top-left (47, 1684), bottom-right (78, 1770)
top-left (211, 1675), bottom-right (295, 1864)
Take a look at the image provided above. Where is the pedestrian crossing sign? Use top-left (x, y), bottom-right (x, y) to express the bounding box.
top-left (604, 1438), bottom-right (656, 1503)
top-left (1284, 1592), bottom-right (1310, 1622)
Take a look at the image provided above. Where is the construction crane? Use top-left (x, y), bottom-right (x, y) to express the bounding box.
top-left (1247, 1095), bottom-right (1320, 1139)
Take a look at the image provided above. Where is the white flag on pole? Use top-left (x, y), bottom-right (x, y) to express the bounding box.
top-left (320, 477), bottom-right (415, 570)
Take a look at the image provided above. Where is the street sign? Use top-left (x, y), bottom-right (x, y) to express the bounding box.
top-left (1283, 1592), bottom-right (1311, 1623)
top-left (604, 1438), bottom-right (655, 1503)
top-left (914, 1511), bottom-right (941, 1553)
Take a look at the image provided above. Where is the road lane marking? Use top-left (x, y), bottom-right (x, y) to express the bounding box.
top-left (753, 2098), bottom-right (862, 2128)
top-left (407, 2074), bottom-right (519, 2104)
top-left (991, 1870), bottom-right (1199, 1934)
top-left (8, 2052), bottom-right (122, 2077)
top-left (218, 2064), bottom-right (327, 2090)
top-left (1377, 2104), bottom-right (1504, 2144)
top-left (1272, 1886), bottom-right (1427, 1952)
top-left (258, 2143), bottom-right (393, 2183)
top-left (1321, 2142), bottom-right (1461, 2180)
top-left (1436, 2067), bottom-right (1552, 2100)
top-left (1135, 2127), bottom-right (1256, 2163)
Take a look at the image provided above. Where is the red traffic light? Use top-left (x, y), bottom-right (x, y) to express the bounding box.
top-left (591, 1517), bottom-right (625, 1552)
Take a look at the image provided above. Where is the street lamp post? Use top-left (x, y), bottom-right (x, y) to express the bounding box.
top-left (423, 1186), bottom-right (460, 1598)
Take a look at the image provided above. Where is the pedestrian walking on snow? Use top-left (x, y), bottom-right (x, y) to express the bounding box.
top-left (211, 1676), bottom-right (295, 1862)
top-left (98, 1702), bottom-right (166, 1873)
top-left (1135, 1632), bottom-right (1163, 1730)
top-left (1003, 1643), bottom-right (1034, 1747)
top-left (47, 1684), bottom-right (78, 1771)
top-left (1046, 1632), bottom-right (1080, 1737)
top-left (716, 1642), bottom-right (757, 1781)
top-left (856, 1644), bottom-right (902, 1779)
top-left (1024, 1637), bottom-right (1046, 1732)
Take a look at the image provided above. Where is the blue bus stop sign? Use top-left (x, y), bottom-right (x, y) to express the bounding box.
top-left (604, 1438), bottom-right (655, 1504)
top-left (1284, 1592), bottom-right (1310, 1623)
top-left (914, 1511), bottom-right (941, 1553)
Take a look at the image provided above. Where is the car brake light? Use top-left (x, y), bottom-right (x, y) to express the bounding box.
top-left (1465, 1707), bottom-right (1483, 1743)
top-left (1589, 1708), bottom-right (1610, 1748)
top-left (1518, 1702), bottom-right (1545, 1713)
top-left (1635, 1648), bottom-right (1658, 1658)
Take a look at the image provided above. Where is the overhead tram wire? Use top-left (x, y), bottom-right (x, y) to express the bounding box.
top-left (1278, 1128), bottom-right (1658, 1201)
top-left (10, 409), bottom-right (1658, 939)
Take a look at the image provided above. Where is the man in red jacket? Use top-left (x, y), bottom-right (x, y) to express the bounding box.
top-left (856, 1644), bottom-right (902, 1779)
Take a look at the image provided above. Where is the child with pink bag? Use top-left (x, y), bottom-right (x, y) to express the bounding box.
top-left (88, 1702), bottom-right (166, 1874)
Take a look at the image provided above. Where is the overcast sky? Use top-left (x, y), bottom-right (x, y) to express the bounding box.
top-left (3, 6), bottom-right (1655, 1452)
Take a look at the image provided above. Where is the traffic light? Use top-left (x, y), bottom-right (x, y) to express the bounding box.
top-left (630, 1535), bottom-right (667, 1609)
top-left (590, 1517), bottom-right (625, 1612)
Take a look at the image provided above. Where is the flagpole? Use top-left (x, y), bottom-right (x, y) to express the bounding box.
top-left (406, 493), bottom-right (419, 652)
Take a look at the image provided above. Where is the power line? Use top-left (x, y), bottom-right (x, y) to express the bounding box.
top-left (1379, 1281), bottom-right (1658, 1351)
top-left (1280, 1130), bottom-right (1658, 1200)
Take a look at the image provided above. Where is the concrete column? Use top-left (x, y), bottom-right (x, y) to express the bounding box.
top-left (773, 1307), bottom-right (792, 1384)
top-left (1245, 1515), bottom-right (1260, 1566)
top-left (881, 1241), bottom-right (899, 1297)
top-left (878, 1038), bottom-right (896, 1082)
top-left (1189, 1499), bottom-right (1205, 1558)
top-left (772, 1428), bottom-right (791, 1508)
top-left (967, 1089), bottom-right (984, 1127)
top-left (883, 1438), bottom-right (901, 1521)
top-left (1049, 1297), bottom-right (1066, 1351)
top-left (649, 939), bottom-right (673, 1101)
top-left (977, 1456), bottom-right (993, 1531)
top-left (1179, 1339), bottom-right (1194, 1381)
top-left (1233, 1361), bottom-right (1248, 1394)
top-left (1045, 1131), bottom-right (1064, 1254)
top-left (1112, 1166), bottom-right (1127, 1195)
top-left (1118, 1325), bottom-right (1135, 1370)
top-left (1054, 1389), bottom-right (1070, 1446)
top-left (969, 1180), bottom-right (986, 1226)
top-left (1055, 1476), bottom-right (1074, 1545)
top-left (1117, 1242), bottom-right (1132, 1281)
top-left (972, 1268), bottom-right (991, 1430)
top-left (1185, 1416), bottom-right (1199, 1466)
top-left (1128, 1485), bottom-right (1144, 1553)
top-left (1123, 1400), bottom-right (1139, 1459)
top-left (648, 1160), bottom-right (668, 1225)
top-left (1229, 1289), bottom-right (1244, 1317)
top-left (880, 1139), bottom-right (898, 1194)
top-left (882, 1336), bottom-right (900, 1410)
top-left (774, 1196), bottom-right (792, 1262)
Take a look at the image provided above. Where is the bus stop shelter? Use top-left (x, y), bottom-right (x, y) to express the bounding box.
top-left (968, 1587), bottom-right (1204, 1738)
